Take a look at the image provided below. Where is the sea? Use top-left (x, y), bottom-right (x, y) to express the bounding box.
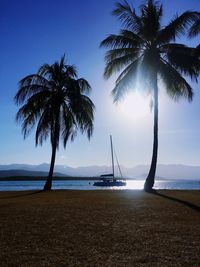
top-left (0, 179), bottom-right (199, 191)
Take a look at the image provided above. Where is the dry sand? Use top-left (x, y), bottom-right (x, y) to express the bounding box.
top-left (0, 190), bottom-right (199, 267)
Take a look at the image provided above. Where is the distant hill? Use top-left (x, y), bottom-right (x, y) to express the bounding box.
top-left (0, 169), bottom-right (66, 178)
top-left (0, 163), bottom-right (199, 180)
top-left (129, 164), bottom-right (200, 180)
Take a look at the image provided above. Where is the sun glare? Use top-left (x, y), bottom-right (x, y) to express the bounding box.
top-left (117, 92), bottom-right (150, 121)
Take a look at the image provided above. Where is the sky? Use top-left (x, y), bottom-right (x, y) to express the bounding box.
top-left (0, 0), bottom-right (200, 168)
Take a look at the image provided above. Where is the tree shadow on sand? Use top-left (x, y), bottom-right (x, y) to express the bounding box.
top-left (153, 191), bottom-right (200, 212)
top-left (0, 190), bottom-right (44, 200)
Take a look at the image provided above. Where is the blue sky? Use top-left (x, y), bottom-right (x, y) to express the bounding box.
top-left (0, 0), bottom-right (199, 168)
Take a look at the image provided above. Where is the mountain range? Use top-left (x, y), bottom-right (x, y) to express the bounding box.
top-left (0, 163), bottom-right (200, 180)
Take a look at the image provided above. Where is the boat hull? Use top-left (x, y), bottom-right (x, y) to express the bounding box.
top-left (93, 181), bottom-right (126, 187)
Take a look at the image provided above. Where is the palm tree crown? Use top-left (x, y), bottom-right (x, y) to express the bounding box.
top-left (101, 0), bottom-right (199, 100)
top-left (100, 0), bottom-right (200, 191)
top-left (15, 55), bottom-right (95, 190)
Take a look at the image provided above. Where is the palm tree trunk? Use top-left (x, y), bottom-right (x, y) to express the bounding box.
top-left (43, 111), bottom-right (60, 191)
top-left (43, 142), bottom-right (57, 191)
top-left (144, 76), bottom-right (158, 192)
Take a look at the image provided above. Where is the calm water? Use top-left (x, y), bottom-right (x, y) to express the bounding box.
top-left (0, 179), bottom-right (199, 191)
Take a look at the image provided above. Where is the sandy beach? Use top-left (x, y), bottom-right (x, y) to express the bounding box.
top-left (0, 190), bottom-right (199, 267)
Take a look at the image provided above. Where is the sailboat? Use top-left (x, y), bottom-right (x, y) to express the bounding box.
top-left (93, 135), bottom-right (126, 187)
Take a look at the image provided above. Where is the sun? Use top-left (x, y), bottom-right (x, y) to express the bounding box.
top-left (117, 91), bottom-right (150, 121)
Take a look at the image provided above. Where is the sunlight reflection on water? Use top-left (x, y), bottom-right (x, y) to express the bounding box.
top-left (124, 180), bottom-right (144, 190)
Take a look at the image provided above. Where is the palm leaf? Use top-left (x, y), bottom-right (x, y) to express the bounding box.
top-left (139, 0), bottom-right (162, 40)
top-left (15, 84), bottom-right (49, 105)
top-left (16, 91), bottom-right (51, 139)
top-left (157, 11), bottom-right (200, 44)
top-left (161, 43), bottom-right (200, 81)
top-left (77, 78), bottom-right (92, 94)
top-left (112, 59), bottom-right (143, 102)
top-left (37, 64), bottom-right (52, 77)
top-left (100, 32), bottom-right (141, 49)
top-left (159, 60), bottom-right (193, 101)
top-left (112, 0), bottom-right (141, 33)
top-left (104, 53), bottom-right (137, 79)
top-left (73, 95), bottom-right (94, 139)
top-left (64, 65), bottom-right (77, 78)
top-left (35, 108), bottom-right (51, 146)
top-left (61, 104), bottom-right (77, 146)
top-left (188, 17), bottom-right (200, 37)
top-left (105, 48), bottom-right (139, 65)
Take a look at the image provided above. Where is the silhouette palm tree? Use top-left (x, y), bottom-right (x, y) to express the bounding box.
top-left (100, 0), bottom-right (200, 191)
top-left (15, 56), bottom-right (95, 190)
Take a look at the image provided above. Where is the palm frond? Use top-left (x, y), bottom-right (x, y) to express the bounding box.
top-left (73, 95), bottom-right (94, 139)
top-left (159, 60), bottom-right (193, 101)
top-left (16, 105), bottom-right (41, 139)
top-left (15, 81), bottom-right (49, 105)
top-left (64, 65), bottom-right (77, 78)
top-left (112, 59), bottom-right (143, 102)
top-left (161, 43), bottom-right (200, 81)
top-left (16, 91), bottom-right (48, 123)
top-left (139, 0), bottom-right (162, 40)
top-left (100, 32), bottom-right (142, 50)
top-left (120, 29), bottom-right (144, 46)
top-left (104, 53), bottom-right (138, 79)
top-left (61, 104), bottom-right (77, 147)
top-left (188, 17), bottom-right (200, 37)
top-left (16, 91), bottom-right (51, 139)
top-left (77, 78), bottom-right (92, 94)
top-left (37, 64), bottom-right (52, 77)
top-left (105, 47), bottom-right (139, 63)
top-left (63, 125), bottom-right (77, 146)
top-left (35, 108), bottom-right (51, 146)
top-left (112, 0), bottom-right (141, 32)
top-left (60, 54), bottom-right (66, 68)
top-left (157, 11), bottom-right (200, 44)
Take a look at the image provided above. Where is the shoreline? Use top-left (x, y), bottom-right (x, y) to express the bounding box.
top-left (0, 188), bottom-right (199, 193)
top-left (1, 176), bottom-right (199, 181)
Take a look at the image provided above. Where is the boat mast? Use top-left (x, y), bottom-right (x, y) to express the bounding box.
top-left (110, 135), bottom-right (115, 178)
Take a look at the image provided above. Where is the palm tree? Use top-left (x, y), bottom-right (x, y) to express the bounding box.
top-left (100, 0), bottom-right (200, 191)
top-left (15, 56), bottom-right (95, 190)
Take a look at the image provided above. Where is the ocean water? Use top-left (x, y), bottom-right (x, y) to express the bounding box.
top-left (0, 179), bottom-right (199, 191)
